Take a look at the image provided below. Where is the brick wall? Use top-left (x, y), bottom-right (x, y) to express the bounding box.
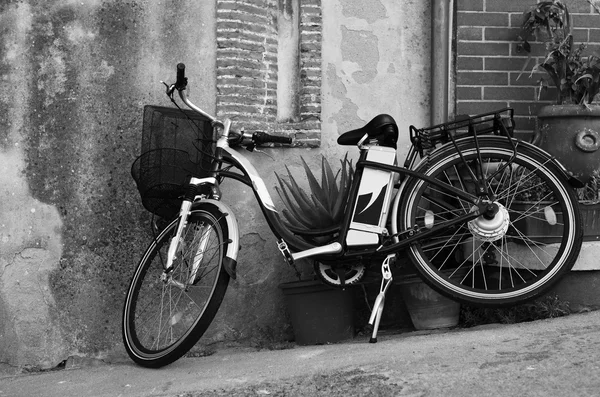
top-left (455, 0), bottom-right (600, 140)
top-left (216, 0), bottom-right (322, 147)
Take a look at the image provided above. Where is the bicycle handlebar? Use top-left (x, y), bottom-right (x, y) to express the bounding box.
top-left (171, 63), bottom-right (292, 146)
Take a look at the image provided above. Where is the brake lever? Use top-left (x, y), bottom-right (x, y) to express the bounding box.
top-left (161, 81), bottom-right (175, 98)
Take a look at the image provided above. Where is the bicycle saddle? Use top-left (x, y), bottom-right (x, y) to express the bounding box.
top-left (337, 114), bottom-right (398, 149)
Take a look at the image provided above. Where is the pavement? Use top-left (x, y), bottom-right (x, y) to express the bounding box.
top-left (1, 310), bottom-right (600, 397)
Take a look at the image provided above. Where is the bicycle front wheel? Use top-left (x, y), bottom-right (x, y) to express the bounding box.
top-left (122, 207), bottom-right (230, 368)
top-left (397, 137), bottom-right (582, 306)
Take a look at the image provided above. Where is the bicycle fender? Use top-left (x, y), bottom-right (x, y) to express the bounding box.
top-left (437, 136), bottom-right (583, 187)
top-left (192, 199), bottom-right (240, 280)
top-left (502, 138), bottom-right (585, 188)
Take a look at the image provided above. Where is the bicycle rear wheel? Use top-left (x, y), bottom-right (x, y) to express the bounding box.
top-left (122, 206), bottom-right (230, 368)
top-left (396, 137), bottom-right (582, 306)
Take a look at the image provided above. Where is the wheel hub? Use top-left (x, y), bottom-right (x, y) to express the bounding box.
top-left (468, 201), bottom-right (509, 242)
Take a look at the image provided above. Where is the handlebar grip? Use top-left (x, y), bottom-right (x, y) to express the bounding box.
top-left (253, 131), bottom-right (292, 145)
top-left (269, 135), bottom-right (293, 144)
top-left (175, 63), bottom-right (187, 89)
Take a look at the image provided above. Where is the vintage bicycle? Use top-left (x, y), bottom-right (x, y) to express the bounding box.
top-left (122, 63), bottom-right (582, 368)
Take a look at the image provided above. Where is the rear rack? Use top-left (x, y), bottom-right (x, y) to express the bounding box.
top-left (404, 108), bottom-right (515, 168)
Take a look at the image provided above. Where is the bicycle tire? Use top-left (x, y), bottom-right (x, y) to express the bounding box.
top-left (396, 136), bottom-right (582, 306)
top-left (122, 205), bottom-right (230, 368)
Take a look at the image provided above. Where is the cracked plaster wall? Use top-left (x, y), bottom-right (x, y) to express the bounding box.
top-left (0, 0), bottom-right (216, 369)
top-left (322, 0), bottom-right (431, 161)
top-left (0, 0), bottom-right (431, 369)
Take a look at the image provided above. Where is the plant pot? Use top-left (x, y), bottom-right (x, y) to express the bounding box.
top-left (535, 104), bottom-right (600, 184)
top-left (279, 280), bottom-right (354, 345)
top-left (398, 274), bottom-right (460, 330)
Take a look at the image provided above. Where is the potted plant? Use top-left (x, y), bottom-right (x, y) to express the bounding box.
top-left (275, 155), bottom-right (357, 345)
top-left (275, 154), bottom-right (353, 233)
top-left (517, 0), bottom-right (600, 184)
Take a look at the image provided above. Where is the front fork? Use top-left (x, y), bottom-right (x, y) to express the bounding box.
top-left (166, 200), bottom-right (193, 273)
top-left (163, 177), bottom-right (219, 281)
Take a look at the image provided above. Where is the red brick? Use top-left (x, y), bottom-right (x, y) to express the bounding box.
top-left (485, 56), bottom-right (533, 71)
top-left (509, 12), bottom-right (527, 28)
top-left (486, 0), bottom-right (532, 13)
top-left (218, 85), bottom-right (277, 96)
top-left (218, 103), bottom-right (276, 115)
top-left (217, 76), bottom-right (277, 90)
top-left (483, 86), bottom-right (535, 100)
top-left (218, 10), bottom-right (272, 25)
top-left (458, 71), bottom-right (508, 85)
top-left (457, 86), bottom-right (482, 100)
top-left (457, 12), bottom-right (509, 27)
top-left (485, 27), bottom-right (520, 41)
top-left (458, 56), bottom-right (483, 70)
top-left (302, 14), bottom-right (322, 24)
top-left (301, 0), bottom-right (321, 7)
top-left (586, 43), bottom-right (600, 54)
top-left (457, 41), bottom-right (510, 56)
top-left (217, 58), bottom-right (265, 70)
top-left (569, 2), bottom-right (594, 13)
top-left (217, 38), bottom-right (266, 52)
top-left (590, 29), bottom-right (600, 42)
top-left (457, 101), bottom-right (510, 115)
top-left (458, 27), bottom-right (483, 41)
top-left (457, 0), bottom-right (483, 12)
top-left (572, 14), bottom-right (600, 28)
top-left (572, 28), bottom-right (591, 43)
top-left (217, 4), bottom-right (267, 17)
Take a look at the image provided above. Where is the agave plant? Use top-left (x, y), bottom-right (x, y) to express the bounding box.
top-left (275, 154), bottom-right (353, 230)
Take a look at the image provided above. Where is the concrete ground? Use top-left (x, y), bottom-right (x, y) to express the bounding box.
top-left (1, 310), bottom-right (599, 397)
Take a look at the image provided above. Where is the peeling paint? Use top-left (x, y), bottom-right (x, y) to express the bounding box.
top-left (341, 0), bottom-right (387, 23)
top-left (322, 0), bottom-right (431, 160)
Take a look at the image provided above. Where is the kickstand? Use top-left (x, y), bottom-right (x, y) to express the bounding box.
top-left (367, 254), bottom-right (395, 343)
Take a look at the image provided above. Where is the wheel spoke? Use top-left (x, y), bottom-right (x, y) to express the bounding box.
top-left (123, 209), bottom-right (230, 367)
top-left (398, 138), bottom-right (580, 305)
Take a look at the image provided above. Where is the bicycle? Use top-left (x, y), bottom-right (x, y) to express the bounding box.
top-left (122, 63), bottom-right (583, 368)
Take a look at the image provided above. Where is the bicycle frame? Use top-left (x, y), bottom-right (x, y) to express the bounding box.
top-left (171, 89), bottom-right (518, 270)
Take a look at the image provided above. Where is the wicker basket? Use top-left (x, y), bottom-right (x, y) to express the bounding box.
top-left (131, 105), bottom-right (214, 219)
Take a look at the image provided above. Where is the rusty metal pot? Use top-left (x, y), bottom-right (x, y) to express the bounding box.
top-left (534, 104), bottom-right (600, 184)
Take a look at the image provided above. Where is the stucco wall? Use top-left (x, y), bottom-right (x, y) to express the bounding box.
top-left (0, 0), bottom-right (431, 369)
